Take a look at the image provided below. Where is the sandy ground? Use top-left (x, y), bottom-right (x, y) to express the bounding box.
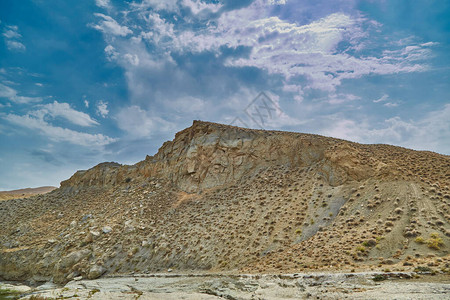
top-left (2, 272), bottom-right (449, 300)
top-left (0, 186), bottom-right (56, 201)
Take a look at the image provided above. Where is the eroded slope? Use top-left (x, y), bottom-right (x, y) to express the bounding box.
top-left (0, 121), bottom-right (449, 283)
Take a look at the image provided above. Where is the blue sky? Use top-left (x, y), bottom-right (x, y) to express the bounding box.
top-left (0, 0), bottom-right (449, 190)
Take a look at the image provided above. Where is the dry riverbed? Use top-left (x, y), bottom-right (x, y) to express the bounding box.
top-left (1, 272), bottom-right (449, 300)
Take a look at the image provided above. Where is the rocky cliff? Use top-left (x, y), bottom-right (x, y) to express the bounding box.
top-left (61, 121), bottom-right (392, 192)
top-left (1, 121), bottom-right (449, 284)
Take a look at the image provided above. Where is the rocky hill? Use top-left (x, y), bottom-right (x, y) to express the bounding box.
top-left (0, 121), bottom-right (449, 284)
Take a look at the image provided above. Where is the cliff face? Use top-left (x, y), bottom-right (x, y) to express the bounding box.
top-left (1, 121), bottom-right (449, 284)
top-left (61, 121), bottom-right (387, 193)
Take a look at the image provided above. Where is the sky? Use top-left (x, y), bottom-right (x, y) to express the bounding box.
top-left (0, 0), bottom-right (449, 190)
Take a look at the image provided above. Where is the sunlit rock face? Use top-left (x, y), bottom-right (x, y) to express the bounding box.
top-left (2, 121), bottom-right (449, 284)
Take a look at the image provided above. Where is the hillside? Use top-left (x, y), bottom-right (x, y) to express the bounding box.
top-left (0, 186), bottom-right (56, 201)
top-left (0, 120), bottom-right (449, 284)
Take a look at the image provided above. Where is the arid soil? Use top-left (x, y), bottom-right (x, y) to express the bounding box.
top-left (0, 121), bottom-right (449, 290)
top-left (0, 187), bottom-right (56, 201)
top-left (2, 272), bottom-right (450, 300)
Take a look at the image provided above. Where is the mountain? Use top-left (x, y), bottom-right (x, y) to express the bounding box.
top-left (0, 121), bottom-right (448, 284)
top-left (0, 186), bottom-right (56, 201)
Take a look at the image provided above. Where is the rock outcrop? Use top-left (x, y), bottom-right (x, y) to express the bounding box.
top-left (61, 121), bottom-right (393, 193)
top-left (1, 121), bottom-right (449, 284)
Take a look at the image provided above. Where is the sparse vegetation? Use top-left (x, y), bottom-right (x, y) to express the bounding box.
top-left (415, 236), bottom-right (425, 244)
top-left (0, 287), bottom-right (21, 299)
top-left (362, 239), bottom-right (377, 247)
top-left (0, 121), bottom-right (449, 282)
top-left (87, 288), bottom-right (100, 298)
top-left (426, 233), bottom-right (444, 250)
top-left (414, 266), bottom-right (433, 273)
top-left (355, 245), bottom-right (366, 252)
top-left (372, 274), bottom-right (386, 281)
top-left (29, 295), bottom-right (56, 300)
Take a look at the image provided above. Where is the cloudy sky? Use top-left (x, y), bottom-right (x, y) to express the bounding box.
top-left (0, 0), bottom-right (449, 190)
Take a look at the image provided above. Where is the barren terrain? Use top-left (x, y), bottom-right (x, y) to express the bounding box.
top-left (2, 272), bottom-right (450, 299)
top-left (0, 187), bottom-right (56, 201)
top-left (0, 121), bottom-right (449, 298)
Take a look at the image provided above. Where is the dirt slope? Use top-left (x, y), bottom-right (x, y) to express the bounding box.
top-left (0, 121), bottom-right (448, 284)
top-left (0, 186), bottom-right (56, 201)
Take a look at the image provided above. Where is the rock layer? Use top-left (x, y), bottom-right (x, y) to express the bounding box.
top-left (1, 121), bottom-right (449, 284)
top-left (61, 121), bottom-right (393, 193)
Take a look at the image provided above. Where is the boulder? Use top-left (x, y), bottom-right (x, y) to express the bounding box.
top-left (59, 249), bottom-right (91, 270)
top-left (88, 265), bottom-right (106, 280)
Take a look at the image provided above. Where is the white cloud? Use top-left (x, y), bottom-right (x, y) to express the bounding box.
top-left (97, 100), bottom-right (109, 117)
top-left (0, 83), bottom-right (16, 98)
top-left (92, 13), bottom-right (132, 36)
top-left (320, 104), bottom-right (450, 155)
top-left (373, 94), bottom-right (388, 103)
top-left (0, 83), bottom-right (42, 104)
top-left (383, 102), bottom-right (398, 108)
top-left (104, 44), bottom-right (119, 61)
top-left (116, 105), bottom-right (175, 137)
top-left (166, 96), bottom-right (206, 114)
top-left (124, 53), bottom-right (140, 66)
top-left (373, 94), bottom-right (399, 107)
top-left (212, 11), bottom-right (427, 91)
top-left (129, 0), bottom-right (179, 12)
top-left (90, 0), bottom-right (442, 152)
top-left (6, 40), bottom-right (25, 51)
top-left (270, 0), bottom-right (287, 4)
top-left (220, 89), bottom-right (304, 129)
top-left (327, 93), bottom-right (360, 105)
top-left (182, 0), bottom-right (223, 14)
top-left (13, 95), bottom-right (43, 103)
top-left (34, 101), bottom-right (99, 127)
top-left (383, 43), bottom-right (435, 62)
top-left (140, 12), bottom-right (175, 44)
top-left (4, 113), bottom-right (115, 147)
top-left (3, 101), bottom-right (112, 148)
top-left (282, 84), bottom-right (304, 102)
top-left (2, 26), bottom-right (21, 39)
top-left (420, 41), bottom-right (438, 47)
top-left (95, 0), bottom-right (111, 8)
top-left (93, 0), bottom-right (435, 108)
top-left (118, 0), bottom-right (431, 93)
top-left (3, 25), bottom-right (26, 51)
top-left (84, 99), bottom-right (89, 108)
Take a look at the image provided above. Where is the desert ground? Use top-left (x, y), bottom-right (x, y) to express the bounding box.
top-left (1, 121), bottom-right (448, 299)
